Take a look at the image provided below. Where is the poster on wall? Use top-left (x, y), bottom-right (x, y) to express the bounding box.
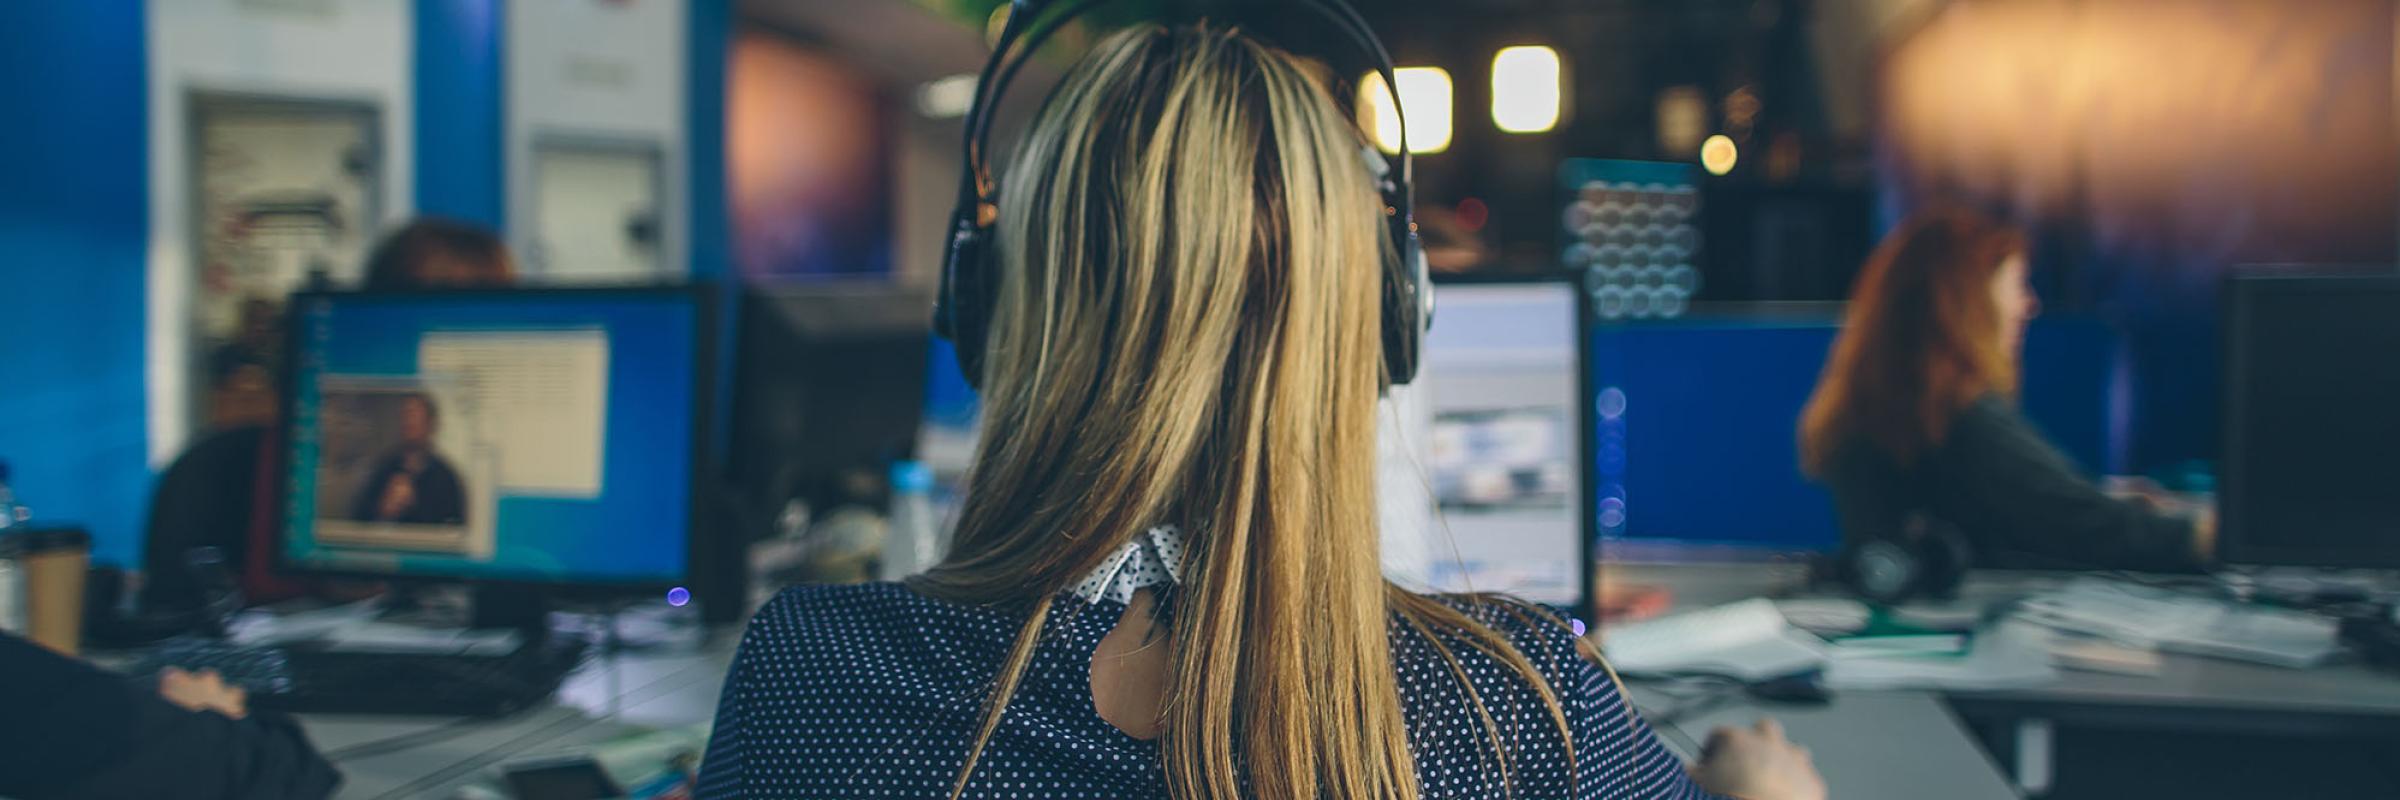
top-left (188, 92), bottom-right (382, 428)
top-left (530, 136), bottom-right (663, 282)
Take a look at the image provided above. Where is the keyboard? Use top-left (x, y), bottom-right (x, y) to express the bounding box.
top-left (136, 637), bottom-right (588, 717)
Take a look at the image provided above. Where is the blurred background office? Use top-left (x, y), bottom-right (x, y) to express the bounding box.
top-left (0, 1), bottom-right (2396, 798)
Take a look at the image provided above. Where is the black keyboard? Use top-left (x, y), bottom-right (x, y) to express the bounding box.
top-left (137, 637), bottom-right (588, 717)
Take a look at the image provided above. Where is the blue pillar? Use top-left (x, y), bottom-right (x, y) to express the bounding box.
top-left (0, 1), bottom-right (152, 565)
top-left (414, 0), bottom-right (506, 230)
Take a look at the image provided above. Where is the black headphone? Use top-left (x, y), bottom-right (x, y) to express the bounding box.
top-left (1821, 511), bottom-right (1974, 607)
top-left (931, 0), bottom-right (1433, 390)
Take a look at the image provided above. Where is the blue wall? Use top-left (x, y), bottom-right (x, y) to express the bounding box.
top-left (415, 0), bottom-right (506, 229)
top-left (0, 2), bottom-right (152, 566)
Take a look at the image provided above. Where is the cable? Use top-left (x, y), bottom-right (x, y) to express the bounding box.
top-left (325, 715), bottom-right (494, 763)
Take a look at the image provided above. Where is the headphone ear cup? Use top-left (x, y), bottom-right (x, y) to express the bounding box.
top-left (1918, 518), bottom-right (1974, 600)
top-left (938, 214), bottom-right (994, 390)
top-left (1382, 226), bottom-right (1431, 386)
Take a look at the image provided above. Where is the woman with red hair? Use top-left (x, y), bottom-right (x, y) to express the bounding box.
top-left (1800, 206), bottom-right (2212, 572)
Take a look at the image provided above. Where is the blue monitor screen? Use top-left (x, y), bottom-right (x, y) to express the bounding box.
top-left (1590, 319), bottom-right (1842, 557)
top-left (1588, 315), bottom-right (2124, 559)
top-left (281, 290), bottom-right (700, 585)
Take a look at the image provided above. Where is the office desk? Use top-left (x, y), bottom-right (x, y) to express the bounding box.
top-left (305, 635), bottom-right (736, 800)
top-left (1604, 563), bottom-right (2400, 727)
top-left (300, 611), bottom-right (2013, 800)
top-left (1605, 562), bottom-right (2400, 793)
top-left (1629, 687), bottom-right (2020, 800)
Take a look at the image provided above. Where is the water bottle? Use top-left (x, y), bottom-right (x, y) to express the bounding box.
top-left (0, 460), bottom-right (24, 532)
top-left (883, 461), bottom-right (938, 580)
top-left (0, 461), bottom-right (22, 634)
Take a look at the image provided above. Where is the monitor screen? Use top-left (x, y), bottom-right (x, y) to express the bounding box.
top-left (279, 289), bottom-right (704, 586)
top-left (2223, 275), bottom-right (2400, 568)
top-left (1396, 280), bottom-right (1583, 608)
top-left (1587, 317), bottom-right (1843, 559)
top-left (1583, 312), bottom-right (2131, 562)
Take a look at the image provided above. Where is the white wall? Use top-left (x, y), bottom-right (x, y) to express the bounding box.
top-left (146, 0), bottom-right (415, 465)
top-left (507, 0), bottom-right (687, 282)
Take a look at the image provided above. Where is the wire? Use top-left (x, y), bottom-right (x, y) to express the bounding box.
top-left (324, 715), bottom-right (493, 763)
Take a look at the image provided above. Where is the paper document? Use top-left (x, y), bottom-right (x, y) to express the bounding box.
top-left (2014, 578), bottom-right (2342, 669)
top-left (1602, 598), bottom-right (1829, 681)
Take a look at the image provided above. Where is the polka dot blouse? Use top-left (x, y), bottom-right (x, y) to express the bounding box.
top-left (698, 539), bottom-right (1722, 798)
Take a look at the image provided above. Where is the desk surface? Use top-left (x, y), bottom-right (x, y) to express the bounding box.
top-left (1630, 687), bottom-right (2019, 800)
top-left (1606, 562), bottom-right (2400, 733)
top-left (307, 635), bottom-right (735, 800)
top-left (303, 605), bottom-right (2015, 800)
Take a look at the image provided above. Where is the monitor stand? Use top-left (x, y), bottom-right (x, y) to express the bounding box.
top-left (470, 584), bottom-right (554, 646)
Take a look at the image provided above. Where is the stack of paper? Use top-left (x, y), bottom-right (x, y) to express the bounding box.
top-left (2014, 578), bottom-right (2342, 669)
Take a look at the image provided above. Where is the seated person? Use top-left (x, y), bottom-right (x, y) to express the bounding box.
top-left (1799, 205), bottom-right (2212, 573)
top-left (699, 24), bottom-right (1823, 800)
top-left (347, 392), bottom-right (467, 526)
top-left (0, 632), bottom-right (339, 799)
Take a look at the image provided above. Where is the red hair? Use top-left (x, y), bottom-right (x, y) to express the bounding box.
top-left (1800, 205), bottom-right (2027, 474)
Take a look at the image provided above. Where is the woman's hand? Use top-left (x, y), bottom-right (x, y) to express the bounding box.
top-left (1689, 718), bottom-right (1826, 800)
top-left (159, 667), bottom-right (249, 719)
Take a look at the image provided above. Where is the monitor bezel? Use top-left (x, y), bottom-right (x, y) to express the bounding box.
top-left (270, 284), bottom-right (717, 593)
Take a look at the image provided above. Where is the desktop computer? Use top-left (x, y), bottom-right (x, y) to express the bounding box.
top-left (1585, 311), bottom-right (1845, 561)
top-left (152, 286), bottom-right (716, 715)
top-left (2221, 274), bottom-right (2400, 568)
top-left (724, 282), bottom-right (932, 546)
top-left (1390, 284), bottom-right (2129, 618)
top-left (1584, 308), bottom-right (2128, 564)
top-left (1392, 277), bottom-right (1585, 610)
top-left (277, 287), bottom-right (710, 590)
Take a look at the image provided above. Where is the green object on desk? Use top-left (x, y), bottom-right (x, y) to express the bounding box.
top-left (1829, 609), bottom-right (1973, 658)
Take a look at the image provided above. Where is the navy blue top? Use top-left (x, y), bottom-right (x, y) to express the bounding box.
top-left (699, 583), bottom-right (1722, 799)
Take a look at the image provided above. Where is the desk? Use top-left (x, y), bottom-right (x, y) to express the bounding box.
top-left (305, 635), bottom-right (736, 800)
top-left (1605, 562), bottom-right (2400, 795)
top-left (301, 612), bottom-right (2014, 800)
top-left (1629, 687), bottom-right (2020, 800)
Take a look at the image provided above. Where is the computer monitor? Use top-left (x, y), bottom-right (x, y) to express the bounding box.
top-left (277, 287), bottom-right (709, 589)
top-left (2221, 274), bottom-right (2400, 568)
top-left (1585, 310), bottom-right (1845, 561)
top-left (724, 282), bottom-right (931, 539)
top-left (1582, 306), bottom-right (2129, 563)
top-left (1394, 277), bottom-right (1584, 609)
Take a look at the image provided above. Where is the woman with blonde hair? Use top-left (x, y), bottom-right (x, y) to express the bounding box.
top-left (700, 19), bottom-right (1821, 800)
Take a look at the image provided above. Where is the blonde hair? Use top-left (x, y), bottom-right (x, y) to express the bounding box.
top-left (909, 23), bottom-right (1572, 800)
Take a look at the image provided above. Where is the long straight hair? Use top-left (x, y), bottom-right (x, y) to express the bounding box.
top-left (909, 23), bottom-right (1571, 800)
top-left (1800, 205), bottom-right (2027, 474)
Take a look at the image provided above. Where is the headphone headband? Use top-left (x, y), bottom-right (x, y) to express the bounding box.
top-left (960, 0), bottom-right (1413, 220)
top-left (936, 0), bottom-right (1431, 390)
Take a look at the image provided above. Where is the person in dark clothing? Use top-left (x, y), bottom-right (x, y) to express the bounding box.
top-left (1799, 206), bottom-right (2212, 573)
top-left (348, 393), bottom-right (468, 526)
top-left (0, 633), bottom-right (340, 800)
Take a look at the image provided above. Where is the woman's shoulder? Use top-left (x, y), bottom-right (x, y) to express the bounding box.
top-left (737, 582), bottom-right (1019, 663)
top-left (1388, 593), bottom-right (1598, 711)
top-left (1391, 594), bottom-right (1654, 797)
